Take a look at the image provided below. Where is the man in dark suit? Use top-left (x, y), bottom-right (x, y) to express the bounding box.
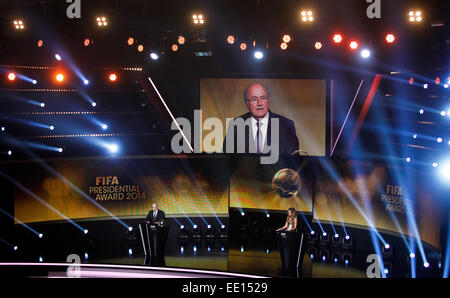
top-left (146, 203), bottom-right (166, 224)
top-left (223, 83), bottom-right (299, 155)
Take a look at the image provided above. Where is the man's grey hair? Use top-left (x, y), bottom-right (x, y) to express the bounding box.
top-left (243, 83), bottom-right (270, 101)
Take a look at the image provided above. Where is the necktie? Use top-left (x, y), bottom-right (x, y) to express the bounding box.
top-left (256, 121), bottom-right (262, 153)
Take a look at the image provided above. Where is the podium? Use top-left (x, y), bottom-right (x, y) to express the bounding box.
top-left (138, 221), bottom-right (169, 259)
top-left (277, 230), bottom-right (304, 269)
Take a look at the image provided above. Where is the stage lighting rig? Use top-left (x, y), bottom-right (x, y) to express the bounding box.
top-left (409, 11), bottom-right (422, 23)
top-left (333, 34), bottom-right (343, 43)
top-left (178, 35), bottom-right (186, 45)
top-left (219, 224), bottom-right (228, 239)
top-left (227, 35), bottom-right (235, 44)
top-left (192, 14), bottom-right (205, 25)
top-left (205, 224), bottom-right (216, 239)
top-left (178, 225), bottom-right (189, 240)
top-left (385, 34), bottom-right (396, 43)
top-left (96, 16), bottom-right (108, 27)
top-left (13, 20), bottom-right (24, 30)
top-left (192, 224), bottom-right (202, 239)
top-left (300, 10), bottom-right (314, 22)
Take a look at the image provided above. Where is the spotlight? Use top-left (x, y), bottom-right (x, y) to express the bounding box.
top-left (240, 43), bottom-right (247, 51)
top-left (91, 102), bottom-right (97, 107)
top-left (127, 37), bottom-right (134, 46)
top-left (1, 127), bottom-right (5, 131)
top-left (413, 134), bottom-right (418, 139)
top-left (83, 38), bottom-right (91, 47)
top-left (83, 79), bottom-right (89, 85)
top-left (437, 137), bottom-right (443, 143)
top-left (266, 213), bottom-right (270, 218)
top-left (300, 10), bottom-right (314, 22)
top-left (311, 230), bottom-right (315, 235)
top-left (109, 73), bottom-right (117, 82)
top-left (102, 124), bottom-right (108, 130)
top-left (408, 11), bottom-right (422, 23)
top-left (13, 246), bottom-right (18, 251)
top-left (334, 233), bottom-right (339, 238)
top-left (435, 77), bottom-right (441, 85)
top-left (192, 224), bottom-right (201, 238)
top-left (40, 102), bottom-right (45, 108)
top-left (440, 111), bottom-right (446, 116)
top-left (423, 84), bottom-right (428, 89)
top-left (55, 73), bottom-right (64, 82)
top-left (55, 54), bottom-right (62, 61)
top-left (13, 20), bottom-right (24, 30)
top-left (58, 148), bottom-right (63, 153)
top-left (345, 235), bottom-right (350, 240)
top-left (333, 34), bottom-right (343, 43)
top-left (384, 243), bottom-right (390, 250)
top-left (349, 41), bottom-right (359, 50)
top-left (385, 34), bottom-right (396, 43)
top-left (128, 248), bottom-right (133, 255)
top-left (107, 143), bottom-right (118, 154)
top-left (419, 109), bottom-right (424, 114)
top-left (314, 42), bottom-right (322, 50)
top-left (424, 262), bottom-right (430, 268)
top-left (84, 252), bottom-right (88, 259)
top-left (178, 35), bottom-right (186, 45)
top-left (49, 125), bottom-right (55, 130)
top-left (241, 211), bottom-right (245, 216)
top-left (282, 34), bottom-right (292, 43)
top-left (7, 72), bottom-right (16, 81)
top-left (280, 42), bottom-right (288, 50)
top-left (171, 44), bottom-right (178, 52)
top-left (7, 150), bottom-right (12, 156)
top-left (361, 49), bottom-right (371, 58)
top-left (432, 162), bottom-right (438, 168)
top-left (128, 226), bottom-right (133, 232)
top-left (227, 35), bottom-right (235, 44)
top-left (180, 225), bottom-right (185, 230)
top-left (150, 52), bottom-right (159, 60)
top-left (205, 224), bottom-right (215, 239)
top-left (254, 51), bottom-right (263, 59)
top-left (323, 232), bottom-right (327, 237)
top-left (84, 229), bottom-right (88, 234)
top-left (96, 16), bottom-right (108, 27)
top-left (137, 45), bottom-right (144, 52)
top-left (37, 40), bottom-right (44, 47)
top-left (32, 80), bottom-right (37, 85)
top-left (409, 78), bottom-right (414, 85)
top-left (410, 252), bottom-right (416, 259)
top-left (39, 233), bottom-right (43, 238)
top-left (39, 256), bottom-right (43, 262)
top-left (192, 14), bottom-right (205, 25)
top-left (406, 157), bottom-right (411, 163)
top-left (438, 160), bottom-right (450, 184)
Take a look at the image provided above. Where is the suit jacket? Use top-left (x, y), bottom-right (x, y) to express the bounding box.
top-left (146, 209), bottom-right (166, 224)
top-left (223, 110), bottom-right (299, 155)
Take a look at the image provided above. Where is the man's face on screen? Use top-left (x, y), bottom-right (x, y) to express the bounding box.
top-left (245, 84), bottom-right (269, 120)
top-left (152, 204), bottom-right (157, 211)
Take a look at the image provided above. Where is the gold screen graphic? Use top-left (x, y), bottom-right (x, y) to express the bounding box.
top-left (200, 78), bottom-right (327, 156)
top-left (230, 157), bottom-right (314, 212)
top-left (14, 157), bottom-right (229, 223)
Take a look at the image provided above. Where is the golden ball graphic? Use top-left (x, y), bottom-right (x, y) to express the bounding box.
top-left (272, 168), bottom-right (302, 198)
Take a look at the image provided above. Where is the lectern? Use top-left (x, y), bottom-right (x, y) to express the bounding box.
top-left (277, 230), bottom-right (304, 269)
top-left (138, 221), bottom-right (169, 258)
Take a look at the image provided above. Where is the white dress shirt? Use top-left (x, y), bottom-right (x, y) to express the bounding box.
top-left (250, 112), bottom-right (269, 152)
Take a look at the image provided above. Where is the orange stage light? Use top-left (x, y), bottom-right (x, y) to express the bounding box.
top-left (8, 72), bottom-right (16, 81)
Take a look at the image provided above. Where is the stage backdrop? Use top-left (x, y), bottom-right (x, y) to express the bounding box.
top-left (200, 78), bottom-right (327, 156)
top-left (13, 157), bottom-right (229, 223)
top-left (314, 160), bottom-right (442, 249)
